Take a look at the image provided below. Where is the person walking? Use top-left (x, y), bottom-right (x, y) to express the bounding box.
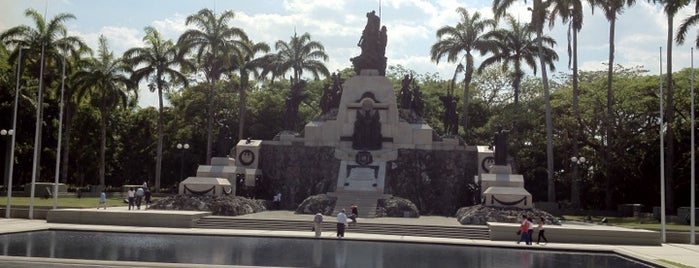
top-left (98, 191), bottom-right (107, 209)
top-left (144, 189), bottom-right (152, 209)
top-left (526, 216), bottom-right (535, 245)
top-left (313, 211), bottom-right (324, 238)
top-left (336, 209), bottom-right (348, 238)
top-left (517, 214), bottom-right (529, 244)
top-left (127, 187), bottom-right (135, 210)
top-left (537, 217), bottom-right (548, 245)
top-left (273, 192), bottom-right (282, 210)
top-left (135, 187), bottom-right (145, 210)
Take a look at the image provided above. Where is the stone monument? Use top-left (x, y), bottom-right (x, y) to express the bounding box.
top-left (478, 130), bottom-right (532, 208)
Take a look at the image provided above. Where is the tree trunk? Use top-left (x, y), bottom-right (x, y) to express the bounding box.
top-left (155, 83), bottom-right (164, 192)
top-left (99, 97), bottom-right (106, 187)
top-left (462, 53), bottom-right (474, 139)
top-left (237, 71), bottom-right (248, 142)
top-left (206, 78), bottom-right (214, 164)
top-left (605, 16), bottom-right (616, 210)
top-left (571, 28), bottom-right (581, 209)
top-left (61, 100), bottom-right (73, 184)
top-left (665, 13), bottom-right (675, 212)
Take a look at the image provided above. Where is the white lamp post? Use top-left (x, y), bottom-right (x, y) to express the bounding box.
top-left (176, 143), bottom-right (190, 182)
top-left (571, 156), bottom-right (586, 208)
top-left (1, 129), bottom-right (13, 191)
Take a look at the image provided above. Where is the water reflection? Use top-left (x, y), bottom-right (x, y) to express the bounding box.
top-left (0, 231), bottom-right (655, 268)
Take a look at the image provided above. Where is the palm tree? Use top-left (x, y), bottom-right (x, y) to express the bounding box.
top-left (178, 8), bottom-right (248, 162)
top-left (549, 0), bottom-right (585, 208)
top-left (124, 26), bottom-right (188, 192)
top-left (1, 8), bottom-right (88, 182)
top-left (265, 32), bottom-right (329, 130)
top-left (75, 36), bottom-right (134, 187)
top-left (493, 0), bottom-right (557, 202)
top-left (479, 14), bottom-right (557, 105)
top-left (430, 8), bottom-right (496, 138)
top-left (226, 38), bottom-right (271, 141)
top-left (588, 0), bottom-right (636, 209)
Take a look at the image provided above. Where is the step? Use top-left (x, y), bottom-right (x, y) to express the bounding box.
top-left (194, 217), bottom-right (490, 240)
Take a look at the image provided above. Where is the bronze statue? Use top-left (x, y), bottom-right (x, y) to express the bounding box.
top-left (351, 10), bottom-right (388, 75)
top-left (440, 95), bottom-right (458, 135)
top-left (491, 129), bottom-right (510, 166)
top-left (352, 100), bottom-right (382, 150)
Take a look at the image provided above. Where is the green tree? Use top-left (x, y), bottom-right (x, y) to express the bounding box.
top-left (74, 36), bottom-right (134, 187)
top-left (227, 38), bottom-right (271, 141)
top-left (430, 8), bottom-right (496, 138)
top-left (1, 8), bottom-right (88, 182)
top-left (178, 8), bottom-right (248, 163)
top-left (123, 26), bottom-right (188, 192)
top-left (588, 0), bottom-right (637, 209)
top-left (265, 32), bottom-right (329, 131)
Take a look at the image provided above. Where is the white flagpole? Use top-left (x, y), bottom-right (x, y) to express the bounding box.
top-left (691, 47), bottom-right (696, 245)
top-left (5, 48), bottom-right (22, 218)
top-left (29, 43), bottom-right (46, 220)
top-left (53, 43), bottom-right (66, 209)
top-left (659, 46), bottom-right (666, 243)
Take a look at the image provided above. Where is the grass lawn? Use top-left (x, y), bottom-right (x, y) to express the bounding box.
top-left (563, 215), bottom-right (696, 232)
top-left (0, 197), bottom-right (127, 208)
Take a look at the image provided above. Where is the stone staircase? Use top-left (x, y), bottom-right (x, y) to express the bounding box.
top-left (327, 191), bottom-right (392, 218)
top-left (195, 217), bottom-right (490, 240)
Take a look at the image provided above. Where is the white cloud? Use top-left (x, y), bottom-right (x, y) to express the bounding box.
top-left (283, 0), bottom-right (347, 14)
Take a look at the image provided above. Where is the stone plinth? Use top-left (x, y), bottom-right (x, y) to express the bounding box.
top-left (178, 177), bottom-right (233, 196)
top-left (482, 186), bottom-right (532, 208)
top-left (480, 173), bottom-right (523, 195)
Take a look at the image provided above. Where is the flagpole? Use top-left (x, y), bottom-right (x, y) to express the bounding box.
top-left (53, 42), bottom-right (66, 209)
top-left (659, 46), bottom-right (666, 243)
top-left (5, 48), bottom-right (23, 218)
top-left (29, 43), bottom-right (46, 220)
top-left (691, 47), bottom-right (696, 245)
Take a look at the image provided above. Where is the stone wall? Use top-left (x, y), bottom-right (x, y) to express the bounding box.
top-left (258, 143), bottom-right (479, 216)
top-left (385, 149), bottom-right (478, 216)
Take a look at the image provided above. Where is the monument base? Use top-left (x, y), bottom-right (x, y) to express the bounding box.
top-left (483, 186), bottom-right (532, 209)
top-left (178, 177), bottom-right (233, 196)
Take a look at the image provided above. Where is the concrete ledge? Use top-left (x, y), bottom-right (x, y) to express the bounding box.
top-left (46, 209), bottom-right (211, 228)
top-left (488, 222), bottom-right (660, 246)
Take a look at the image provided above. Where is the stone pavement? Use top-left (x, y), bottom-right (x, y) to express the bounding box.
top-left (0, 208), bottom-right (697, 267)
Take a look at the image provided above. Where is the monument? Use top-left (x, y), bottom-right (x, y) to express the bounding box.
top-left (478, 129), bottom-right (532, 208)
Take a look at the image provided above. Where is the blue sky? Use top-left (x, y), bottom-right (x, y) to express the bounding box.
top-left (1, 0), bottom-right (696, 107)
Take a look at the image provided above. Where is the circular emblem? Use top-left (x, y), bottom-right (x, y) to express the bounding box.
top-left (355, 151), bottom-right (373, 166)
top-left (238, 150), bottom-right (255, 166)
top-left (482, 156), bottom-right (495, 173)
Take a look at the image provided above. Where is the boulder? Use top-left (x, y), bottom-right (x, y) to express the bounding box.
top-left (150, 195), bottom-right (266, 216)
top-left (455, 204), bottom-right (560, 225)
top-left (295, 194), bottom-right (336, 215)
top-left (377, 196), bottom-right (420, 218)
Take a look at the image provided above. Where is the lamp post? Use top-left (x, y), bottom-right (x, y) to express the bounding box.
top-left (1, 129), bottom-right (13, 191)
top-left (176, 143), bottom-right (190, 182)
top-left (570, 156), bottom-right (586, 209)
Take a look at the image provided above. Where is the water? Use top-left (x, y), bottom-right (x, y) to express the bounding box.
top-left (0, 231), bottom-right (655, 268)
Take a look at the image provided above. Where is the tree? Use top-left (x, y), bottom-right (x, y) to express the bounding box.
top-left (124, 26), bottom-right (188, 192)
top-left (588, 0), bottom-right (637, 209)
top-left (1, 8), bottom-right (88, 182)
top-left (479, 14), bottom-right (557, 105)
top-left (493, 0), bottom-right (558, 202)
top-left (227, 38), bottom-right (271, 141)
top-left (75, 36), bottom-right (134, 187)
top-left (549, 0), bottom-right (585, 208)
top-left (430, 8), bottom-right (497, 139)
top-left (265, 32), bottom-right (329, 130)
top-left (178, 8), bottom-right (248, 163)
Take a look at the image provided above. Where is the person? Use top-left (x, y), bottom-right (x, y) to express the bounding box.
top-left (349, 204), bottom-right (359, 225)
top-left (127, 187), bottom-right (135, 210)
top-left (142, 181), bottom-right (148, 190)
top-left (144, 189), bottom-right (152, 209)
top-left (98, 191), bottom-right (107, 209)
top-left (337, 209), bottom-right (348, 238)
top-left (313, 211), bottom-right (324, 238)
top-left (517, 214), bottom-right (529, 245)
top-left (135, 187), bottom-right (145, 210)
top-left (526, 217), bottom-right (535, 245)
top-left (273, 192), bottom-right (282, 210)
top-left (537, 217), bottom-right (548, 245)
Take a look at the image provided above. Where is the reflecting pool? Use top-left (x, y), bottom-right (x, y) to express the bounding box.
top-left (0, 231), bottom-right (655, 267)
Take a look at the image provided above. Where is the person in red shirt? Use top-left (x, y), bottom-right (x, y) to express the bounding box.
top-left (517, 214), bottom-right (529, 244)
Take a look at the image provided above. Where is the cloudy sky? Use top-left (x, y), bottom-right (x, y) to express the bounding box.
top-left (1, 0), bottom-right (696, 107)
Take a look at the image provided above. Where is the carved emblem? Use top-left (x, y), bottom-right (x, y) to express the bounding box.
top-left (355, 151), bottom-right (373, 166)
top-left (238, 150), bottom-right (255, 166)
top-left (482, 156), bottom-right (495, 173)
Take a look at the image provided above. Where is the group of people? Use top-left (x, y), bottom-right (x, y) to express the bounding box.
top-left (517, 215), bottom-right (548, 245)
top-left (127, 185), bottom-right (152, 210)
top-left (312, 204), bottom-right (359, 239)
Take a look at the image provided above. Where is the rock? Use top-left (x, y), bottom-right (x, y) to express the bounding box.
top-left (295, 194), bottom-right (336, 215)
top-left (150, 195), bottom-right (266, 216)
top-left (455, 205), bottom-right (560, 226)
top-left (377, 196), bottom-right (420, 218)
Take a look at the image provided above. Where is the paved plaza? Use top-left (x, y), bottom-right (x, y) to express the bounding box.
top-left (0, 208), bottom-right (697, 267)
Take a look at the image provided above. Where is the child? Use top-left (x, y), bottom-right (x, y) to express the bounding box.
top-left (98, 191), bottom-right (107, 209)
top-left (537, 217), bottom-right (548, 244)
